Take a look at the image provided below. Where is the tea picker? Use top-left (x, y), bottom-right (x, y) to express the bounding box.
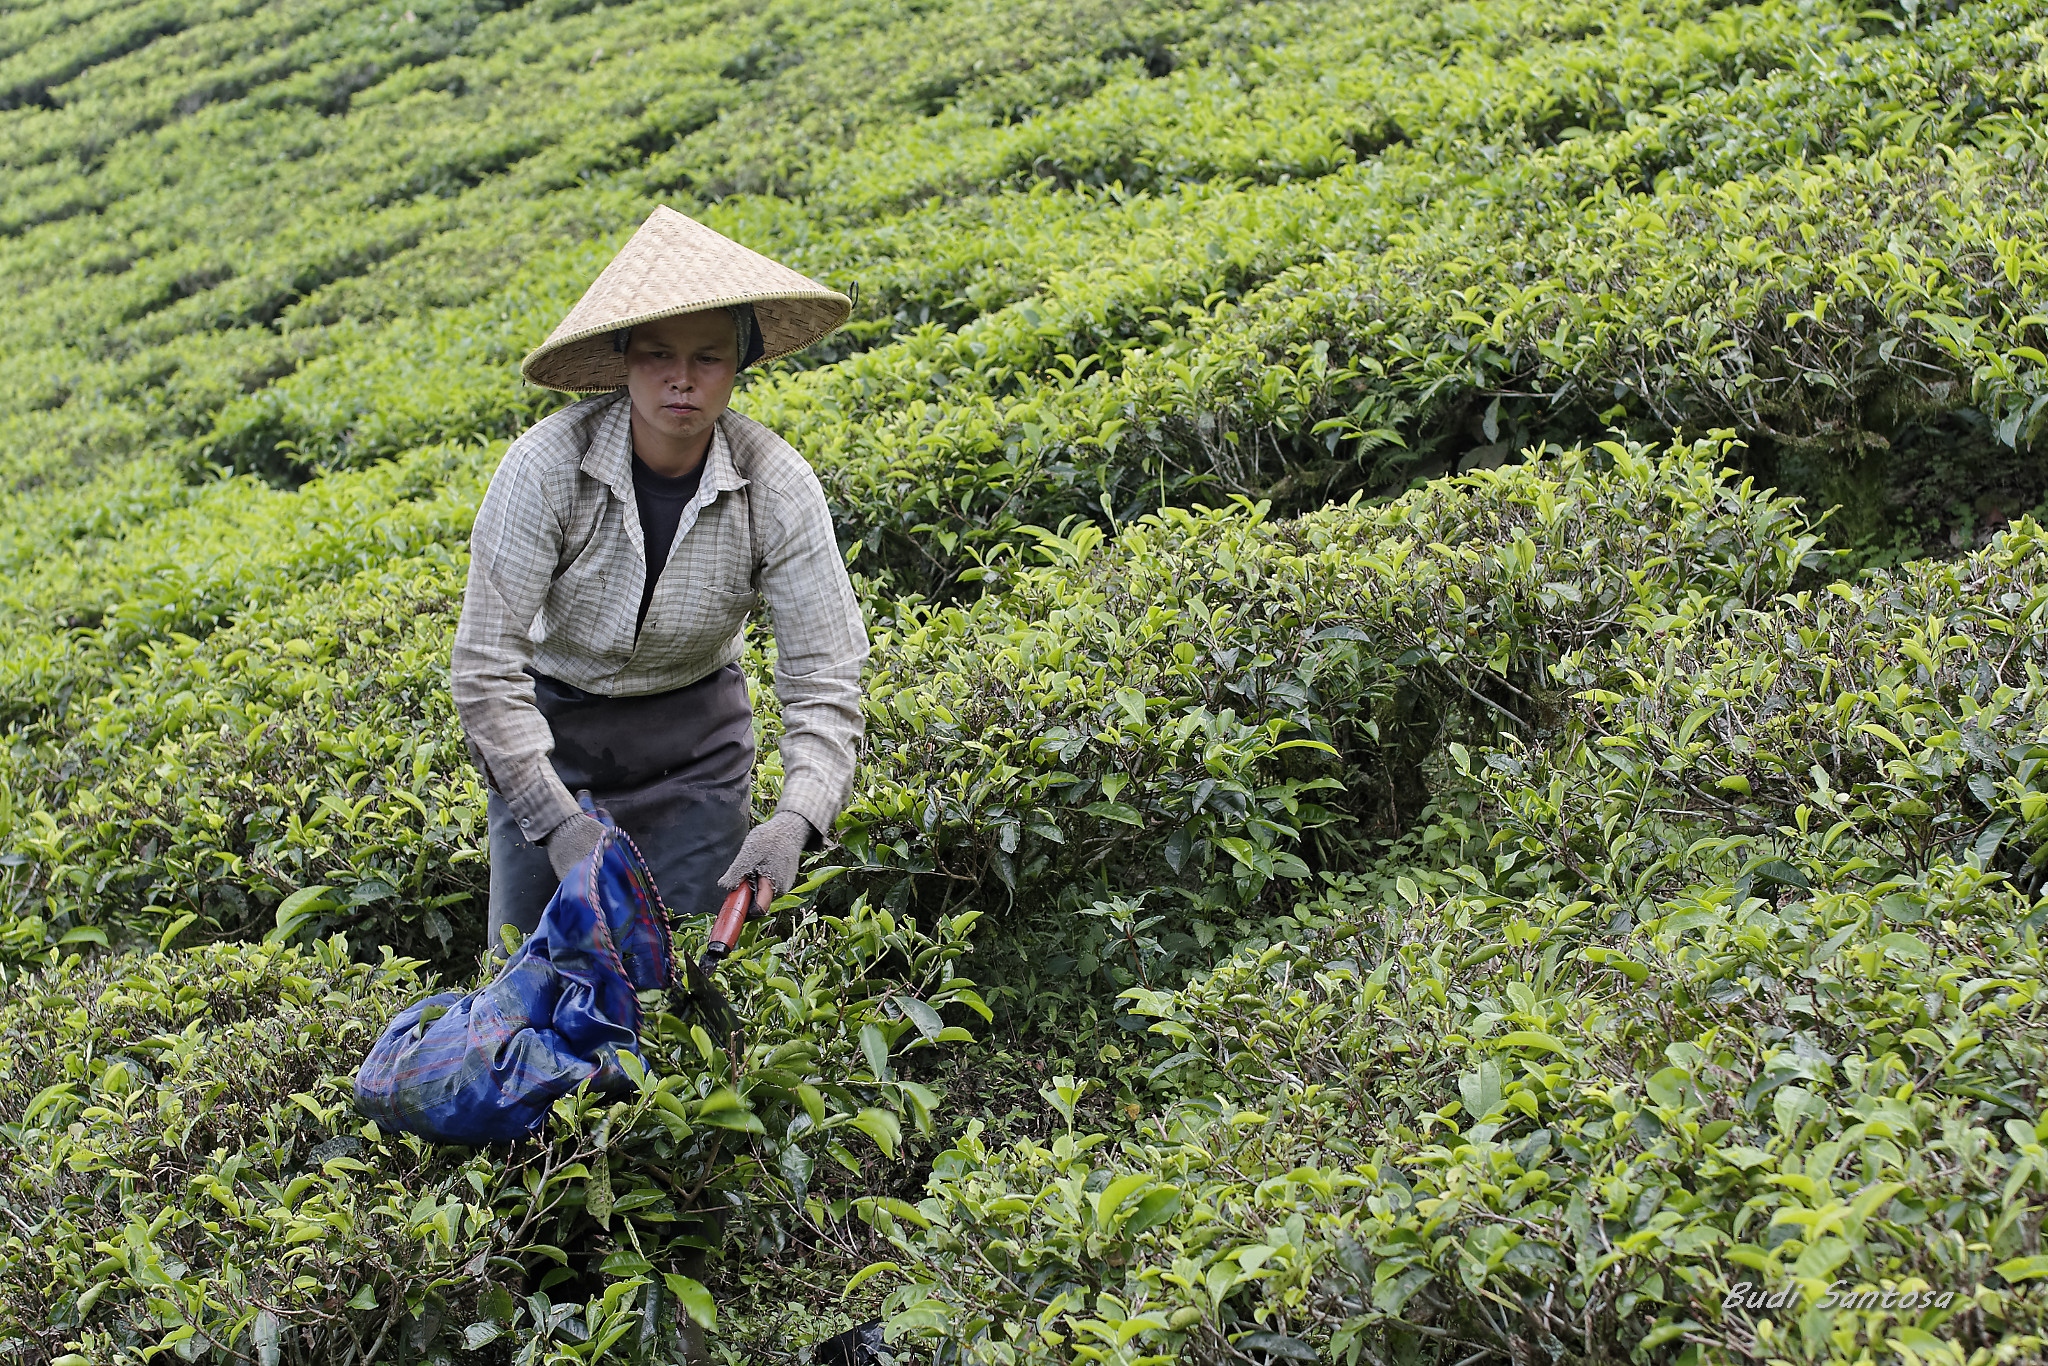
top-left (402, 201), bottom-right (872, 1360)
top-left (447, 202), bottom-right (869, 984)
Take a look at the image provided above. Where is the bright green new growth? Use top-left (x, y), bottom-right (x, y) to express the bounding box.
top-left (0, 0), bottom-right (2045, 1363)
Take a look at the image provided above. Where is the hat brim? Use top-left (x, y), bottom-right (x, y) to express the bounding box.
top-left (521, 290), bottom-right (850, 393)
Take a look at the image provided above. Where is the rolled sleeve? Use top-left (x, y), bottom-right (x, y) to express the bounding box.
top-left (756, 466), bottom-right (870, 846)
top-left (450, 449), bottom-right (584, 844)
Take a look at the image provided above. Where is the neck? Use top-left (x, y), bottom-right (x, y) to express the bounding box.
top-left (629, 408), bottom-right (713, 478)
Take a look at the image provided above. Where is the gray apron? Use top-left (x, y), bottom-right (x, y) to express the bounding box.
top-left (483, 661), bottom-right (755, 952)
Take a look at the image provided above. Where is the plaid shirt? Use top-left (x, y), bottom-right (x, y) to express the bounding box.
top-left (452, 390), bottom-right (870, 847)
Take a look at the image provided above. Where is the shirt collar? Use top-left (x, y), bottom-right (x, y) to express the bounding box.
top-left (581, 391), bottom-right (750, 502)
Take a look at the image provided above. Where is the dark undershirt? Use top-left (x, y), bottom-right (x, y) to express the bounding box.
top-left (631, 449), bottom-right (705, 635)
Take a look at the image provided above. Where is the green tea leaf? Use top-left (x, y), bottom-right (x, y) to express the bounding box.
top-left (664, 1274), bottom-right (716, 1330)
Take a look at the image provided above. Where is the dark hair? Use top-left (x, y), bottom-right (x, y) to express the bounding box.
top-left (731, 302), bottom-right (765, 369)
top-left (611, 303), bottom-right (765, 370)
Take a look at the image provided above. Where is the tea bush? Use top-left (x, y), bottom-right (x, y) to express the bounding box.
top-left (864, 518), bottom-right (2048, 1364)
top-left (836, 437), bottom-right (1821, 927)
top-left (0, 887), bottom-right (985, 1364)
top-left (876, 857), bottom-right (2048, 1365)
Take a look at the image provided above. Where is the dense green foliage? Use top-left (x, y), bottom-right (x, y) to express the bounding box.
top-left (1, 0), bottom-right (2045, 1363)
top-left (1, 893), bottom-right (983, 1364)
top-left (875, 466), bottom-right (2048, 1364)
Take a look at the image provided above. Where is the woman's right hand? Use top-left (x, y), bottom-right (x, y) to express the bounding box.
top-left (542, 812), bottom-right (605, 880)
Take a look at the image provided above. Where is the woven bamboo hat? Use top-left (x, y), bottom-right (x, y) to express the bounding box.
top-left (520, 205), bottom-right (850, 392)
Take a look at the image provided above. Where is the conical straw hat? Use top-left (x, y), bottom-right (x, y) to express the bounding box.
top-left (521, 205), bottom-right (850, 392)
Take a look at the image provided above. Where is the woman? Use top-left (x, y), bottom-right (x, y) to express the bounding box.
top-left (452, 205), bottom-right (869, 954)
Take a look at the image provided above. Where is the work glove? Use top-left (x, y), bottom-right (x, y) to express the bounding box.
top-left (542, 794), bottom-right (606, 881)
top-left (716, 809), bottom-right (814, 900)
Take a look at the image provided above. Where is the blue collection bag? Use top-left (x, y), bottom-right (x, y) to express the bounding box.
top-left (353, 796), bottom-right (678, 1144)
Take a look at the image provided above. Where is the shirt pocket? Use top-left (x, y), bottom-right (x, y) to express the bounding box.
top-left (683, 501), bottom-right (759, 610)
top-left (687, 580), bottom-right (761, 641)
top-left (638, 502), bottom-right (756, 651)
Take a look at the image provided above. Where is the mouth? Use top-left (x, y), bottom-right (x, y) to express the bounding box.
top-left (664, 401), bottom-right (700, 416)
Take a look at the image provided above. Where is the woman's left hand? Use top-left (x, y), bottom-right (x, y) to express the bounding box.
top-left (716, 809), bottom-right (814, 898)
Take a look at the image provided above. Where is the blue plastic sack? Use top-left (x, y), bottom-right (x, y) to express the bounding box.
top-left (353, 799), bottom-right (677, 1144)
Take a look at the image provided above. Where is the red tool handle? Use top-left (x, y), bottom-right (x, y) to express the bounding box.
top-left (705, 872), bottom-right (775, 961)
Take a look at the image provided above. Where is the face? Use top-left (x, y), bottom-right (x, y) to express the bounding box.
top-left (622, 310), bottom-right (740, 459)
